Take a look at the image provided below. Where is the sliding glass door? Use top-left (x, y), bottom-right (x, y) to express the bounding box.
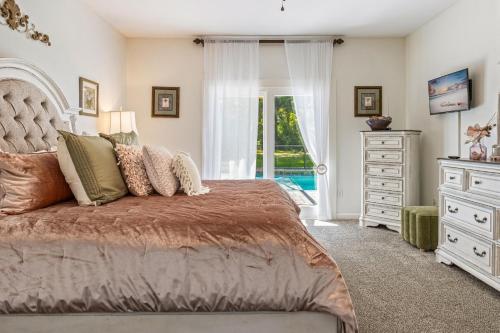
top-left (256, 88), bottom-right (318, 212)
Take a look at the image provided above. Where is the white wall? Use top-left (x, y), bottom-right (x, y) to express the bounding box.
top-left (126, 37), bottom-right (406, 217)
top-left (0, 0), bottom-right (126, 134)
top-left (127, 39), bottom-right (204, 165)
top-left (334, 38), bottom-right (406, 217)
top-left (406, 0), bottom-right (499, 205)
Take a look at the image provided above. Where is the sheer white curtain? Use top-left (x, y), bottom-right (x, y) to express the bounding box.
top-left (285, 40), bottom-right (333, 220)
top-left (202, 39), bottom-right (260, 180)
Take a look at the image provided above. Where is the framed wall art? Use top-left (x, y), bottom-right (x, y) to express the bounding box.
top-left (152, 86), bottom-right (180, 118)
top-left (354, 86), bottom-right (382, 117)
top-left (79, 77), bottom-right (99, 117)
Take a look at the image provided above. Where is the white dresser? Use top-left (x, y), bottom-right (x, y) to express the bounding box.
top-left (359, 130), bottom-right (421, 232)
top-left (436, 158), bottom-right (500, 291)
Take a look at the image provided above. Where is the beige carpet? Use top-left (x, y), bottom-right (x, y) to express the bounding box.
top-left (304, 220), bottom-right (500, 333)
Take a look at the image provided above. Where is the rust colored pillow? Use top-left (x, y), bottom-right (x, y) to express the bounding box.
top-left (0, 151), bottom-right (73, 214)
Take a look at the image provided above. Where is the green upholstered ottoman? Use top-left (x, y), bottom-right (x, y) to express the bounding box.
top-left (401, 206), bottom-right (439, 251)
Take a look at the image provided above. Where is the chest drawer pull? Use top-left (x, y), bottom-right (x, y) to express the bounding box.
top-left (449, 176), bottom-right (456, 180)
top-left (474, 180), bottom-right (482, 185)
top-left (447, 234), bottom-right (458, 243)
top-left (473, 214), bottom-right (488, 224)
top-left (473, 247), bottom-right (486, 257)
top-left (447, 205), bottom-right (458, 214)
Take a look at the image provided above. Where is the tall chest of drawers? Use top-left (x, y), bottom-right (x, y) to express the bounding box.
top-left (436, 159), bottom-right (500, 291)
top-left (359, 130), bottom-right (421, 232)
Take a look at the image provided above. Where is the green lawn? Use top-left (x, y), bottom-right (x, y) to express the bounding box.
top-left (256, 149), bottom-right (315, 169)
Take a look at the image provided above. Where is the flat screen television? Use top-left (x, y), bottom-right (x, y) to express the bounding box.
top-left (428, 68), bottom-right (471, 115)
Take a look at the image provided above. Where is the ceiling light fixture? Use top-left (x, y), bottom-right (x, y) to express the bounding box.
top-left (281, 0), bottom-right (286, 12)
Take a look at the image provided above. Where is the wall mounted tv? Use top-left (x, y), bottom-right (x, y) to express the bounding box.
top-left (428, 68), bottom-right (471, 115)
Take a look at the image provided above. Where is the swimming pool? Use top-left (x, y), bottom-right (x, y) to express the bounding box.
top-left (256, 173), bottom-right (317, 191)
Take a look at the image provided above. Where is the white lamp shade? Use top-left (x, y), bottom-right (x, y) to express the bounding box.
top-left (109, 111), bottom-right (138, 134)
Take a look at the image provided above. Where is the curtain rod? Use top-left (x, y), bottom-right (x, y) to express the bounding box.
top-left (193, 38), bottom-right (344, 47)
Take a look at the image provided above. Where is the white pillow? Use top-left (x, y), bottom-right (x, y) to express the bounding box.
top-left (172, 152), bottom-right (209, 196)
top-left (142, 145), bottom-right (179, 197)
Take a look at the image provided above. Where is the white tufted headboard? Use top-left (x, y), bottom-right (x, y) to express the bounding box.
top-left (0, 58), bottom-right (79, 153)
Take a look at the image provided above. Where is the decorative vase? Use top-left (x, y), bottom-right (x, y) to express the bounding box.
top-left (469, 142), bottom-right (487, 161)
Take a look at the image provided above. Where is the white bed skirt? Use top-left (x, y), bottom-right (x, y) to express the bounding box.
top-left (0, 312), bottom-right (342, 333)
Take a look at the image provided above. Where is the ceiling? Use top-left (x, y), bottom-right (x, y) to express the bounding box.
top-left (82, 0), bottom-right (458, 38)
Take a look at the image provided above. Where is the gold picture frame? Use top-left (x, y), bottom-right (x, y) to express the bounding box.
top-left (79, 77), bottom-right (99, 117)
top-left (354, 86), bottom-right (382, 117)
top-left (152, 86), bottom-right (180, 118)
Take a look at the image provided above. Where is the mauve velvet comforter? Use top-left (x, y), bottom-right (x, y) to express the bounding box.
top-left (0, 180), bottom-right (357, 332)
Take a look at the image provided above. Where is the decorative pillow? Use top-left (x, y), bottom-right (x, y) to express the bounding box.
top-left (172, 152), bottom-right (210, 196)
top-left (99, 131), bottom-right (139, 147)
top-left (57, 131), bottom-right (128, 206)
top-left (142, 145), bottom-right (179, 197)
top-left (0, 151), bottom-right (73, 214)
top-left (115, 144), bottom-right (154, 196)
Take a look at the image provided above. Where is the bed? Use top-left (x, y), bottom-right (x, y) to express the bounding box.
top-left (0, 58), bottom-right (358, 333)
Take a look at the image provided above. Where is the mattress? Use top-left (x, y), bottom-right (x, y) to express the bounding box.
top-left (0, 180), bottom-right (357, 332)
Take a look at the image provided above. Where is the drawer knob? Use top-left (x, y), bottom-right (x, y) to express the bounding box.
top-left (381, 155), bottom-right (385, 158)
top-left (381, 197), bottom-right (386, 200)
top-left (381, 141), bottom-right (385, 144)
top-left (381, 183), bottom-right (385, 186)
top-left (449, 176), bottom-right (456, 180)
top-left (381, 169), bottom-right (385, 173)
top-left (447, 205), bottom-right (459, 214)
top-left (447, 234), bottom-right (458, 243)
top-left (474, 180), bottom-right (482, 185)
top-left (381, 210), bottom-right (385, 214)
top-left (473, 214), bottom-right (488, 224)
top-left (473, 247), bottom-right (487, 258)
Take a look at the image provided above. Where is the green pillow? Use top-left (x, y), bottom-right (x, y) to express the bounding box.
top-left (57, 131), bottom-right (128, 206)
top-left (99, 131), bottom-right (139, 147)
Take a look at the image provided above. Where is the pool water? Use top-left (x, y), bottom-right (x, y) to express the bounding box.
top-left (256, 173), bottom-right (317, 191)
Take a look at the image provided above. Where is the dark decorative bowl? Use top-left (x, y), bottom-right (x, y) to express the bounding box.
top-left (366, 116), bottom-right (392, 131)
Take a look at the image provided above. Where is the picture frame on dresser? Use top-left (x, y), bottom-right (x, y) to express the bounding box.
top-left (359, 130), bottom-right (422, 232)
top-left (436, 158), bottom-right (500, 291)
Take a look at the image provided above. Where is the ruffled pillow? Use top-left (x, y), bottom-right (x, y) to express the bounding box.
top-left (115, 144), bottom-right (154, 196)
top-left (172, 152), bottom-right (209, 196)
top-left (142, 145), bottom-right (179, 197)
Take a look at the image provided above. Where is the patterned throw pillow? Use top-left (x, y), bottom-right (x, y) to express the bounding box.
top-left (115, 144), bottom-right (154, 196)
top-left (172, 152), bottom-right (210, 196)
top-left (142, 145), bottom-right (179, 197)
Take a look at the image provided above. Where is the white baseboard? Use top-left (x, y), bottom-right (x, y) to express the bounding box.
top-left (335, 213), bottom-right (359, 220)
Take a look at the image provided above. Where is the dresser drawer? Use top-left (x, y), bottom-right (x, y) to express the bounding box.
top-left (365, 150), bottom-right (403, 164)
top-left (365, 190), bottom-right (403, 206)
top-left (496, 245), bottom-right (500, 277)
top-left (365, 136), bottom-right (403, 149)
top-left (467, 171), bottom-right (500, 197)
top-left (366, 176), bottom-right (403, 192)
top-left (441, 167), bottom-right (464, 189)
top-left (443, 196), bottom-right (494, 237)
top-left (443, 224), bottom-right (493, 274)
top-left (366, 164), bottom-right (403, 178)
top-left (365, 203), bottom-right (402, 221)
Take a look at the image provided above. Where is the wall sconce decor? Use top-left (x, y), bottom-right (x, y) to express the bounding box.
top-left (0, 0), bottom-right (51, 46)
